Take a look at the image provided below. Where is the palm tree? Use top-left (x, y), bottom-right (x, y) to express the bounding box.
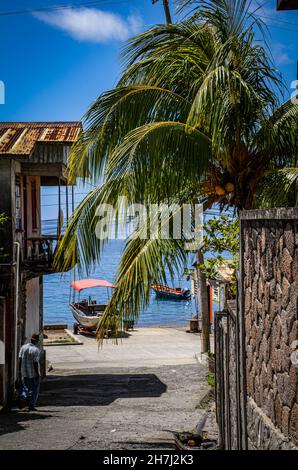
top-left (54, 0), bottom-right (298, 344)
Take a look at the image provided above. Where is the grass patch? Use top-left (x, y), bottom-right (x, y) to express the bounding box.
top-left (207, 371), bottom-right (215, 388)
top-left (45, 337), bottom-right (76, 345)
top-left (43, 330), bottom-right (78, 345)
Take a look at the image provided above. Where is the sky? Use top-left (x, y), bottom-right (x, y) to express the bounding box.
top-left (0, 0), bottom-right (166, 121)
top-left (1, 0), bottom-right (298, 221)
top-left (1, 1), bottom-right (298, 121)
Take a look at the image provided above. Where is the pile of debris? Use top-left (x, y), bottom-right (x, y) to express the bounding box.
top-left (174, 410), bottom-right (218, 451)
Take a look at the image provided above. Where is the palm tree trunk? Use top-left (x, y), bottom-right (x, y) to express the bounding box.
top-left (196, 249), bottom-right (210, 354)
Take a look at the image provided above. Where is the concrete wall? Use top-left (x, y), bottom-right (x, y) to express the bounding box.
top-left (0, 159), bottom-right (18, 258)
top-left (240, 208), bottom-right (298, 450)
top-left (0, 160), bottom-right (42, 405)
top-left (0, 156), bottom-right (55, 406)
top-left (0, 160), bottom-right (18, 404)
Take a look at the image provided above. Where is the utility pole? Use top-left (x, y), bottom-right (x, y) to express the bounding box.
top-left (152, 0), bottom-right (172, 24)
top-left (196, 250), bottom-right (210, 354)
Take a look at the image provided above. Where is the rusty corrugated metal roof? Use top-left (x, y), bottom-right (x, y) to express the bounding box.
top-left (0, 122), bottom-right (81, 157)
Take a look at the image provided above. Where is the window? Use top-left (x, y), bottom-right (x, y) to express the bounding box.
top-left (15, 176), bottom-right (22, 231)
top-left (31, 180), bottom-right (38, 231)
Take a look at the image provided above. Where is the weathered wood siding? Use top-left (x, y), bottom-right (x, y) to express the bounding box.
top-left (24, 277), bottom-right (41, 340)
top-left (24, 175), bottom-right (41, 239)
top-left (30, 143), bottom-right (70, 165)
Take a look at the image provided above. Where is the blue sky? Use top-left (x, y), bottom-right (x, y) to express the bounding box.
top-left (0, 1), bottom-right (298, 122)
top-left (1, 0), bottom-right (298, 222)
top-left (0, 0), bottom-right (166, 121)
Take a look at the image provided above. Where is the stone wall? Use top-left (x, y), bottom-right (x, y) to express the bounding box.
top-left (246, 398), bottom-right (297, 450)
top-left (240, 208), bottom-right (298, 449)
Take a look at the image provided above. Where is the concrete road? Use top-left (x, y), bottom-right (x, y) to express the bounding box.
top-left (0, 328), bottom-right (217, 450)
top-left (45, 327), bottom-right (202, 370)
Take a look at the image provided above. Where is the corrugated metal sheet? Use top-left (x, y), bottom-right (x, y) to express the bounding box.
top-left (0, 122), bottom-right (81, 157)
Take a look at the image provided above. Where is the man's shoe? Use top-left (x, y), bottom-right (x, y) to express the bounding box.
top-left (19, 398), bottom-right (28, 409)
top-left (28, 406), bottom-right (38, 411)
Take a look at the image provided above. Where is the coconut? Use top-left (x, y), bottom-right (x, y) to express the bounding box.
top-left (225, 182), bottom-right (235, 193)
top-left (215, 185), bottom-right (226, 196)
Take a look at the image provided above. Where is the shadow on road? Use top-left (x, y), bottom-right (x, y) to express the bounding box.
top-left (39, 373), bottom-right (167, 407)
top-left (0, 411), bottom-right (54, 437)
top-left (0, 373), bottom-right (167, 438)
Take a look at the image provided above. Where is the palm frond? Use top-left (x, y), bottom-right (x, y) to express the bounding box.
top-left (96, 200), bottom-right (195, 341)
top-left (177, 0), bottom-right (266, 39)
top-left (56, 0), bottom-right (298, 341)
top-left (105, 121), bottom-right (211, 201)
top-left (254, 101), bottom-right (298, 167)
top-left (68, 86), bottom-right (189, 183)
top-left (257, 167), bottom-right (298, 208)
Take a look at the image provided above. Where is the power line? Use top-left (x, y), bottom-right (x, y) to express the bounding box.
top-left (1, 1), bottom-right (298, 34)
top-left (41, 191), bottom-right (90, 197)
top-left (0, 0), bottom-right (129, 17)
top-left (265, 23), bottom-right (298, 34)
top-left (257, 14), bottom-right (298, 29)
top-left (41, 200), bottom-right (84, 207)
top-left (253, 13), bottom-right (298, 34)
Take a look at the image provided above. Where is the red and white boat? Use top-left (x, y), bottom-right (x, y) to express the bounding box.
top-left (151, 284), bottom-right (191, 300)
top-left (70, 278), bottom-right (115, 330)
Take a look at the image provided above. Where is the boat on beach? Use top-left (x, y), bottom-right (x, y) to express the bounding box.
top-left (151, 284), bottom-right (191, 300)
top-left (70, 278), bottom-right (115, 331)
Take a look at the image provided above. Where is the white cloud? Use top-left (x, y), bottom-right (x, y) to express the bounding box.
top-left (34, 8), bottom-right (143, 43)
top-left (272, 43), bottom-right (294, 65)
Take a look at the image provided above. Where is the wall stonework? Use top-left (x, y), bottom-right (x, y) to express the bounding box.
top-left (241, 209), bottom-right (298, 449)
top-left (247, 398), bottom-right (297, 450)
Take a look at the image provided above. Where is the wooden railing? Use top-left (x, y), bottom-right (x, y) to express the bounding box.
top-left (24, 235), bottom-right (59, 273)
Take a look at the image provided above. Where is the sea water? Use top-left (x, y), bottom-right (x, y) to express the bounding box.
top-left (43, 239), bottom-right (194, 327)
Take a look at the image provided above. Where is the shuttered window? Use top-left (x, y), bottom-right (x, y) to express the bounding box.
top-left (15, 176), bottom-right (22, 231)
top-left (31, 180), bottom-right (37, 231)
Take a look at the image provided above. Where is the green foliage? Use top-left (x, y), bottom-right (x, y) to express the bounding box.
top-left (207, 371), bottom-right (215, 388)
top-left (54, 0), bottom-right (298, 340)
top-left (202, 215), bottom-right (239, 256)
top-left (258, 167), bottom-right (298, 208)
top-left (0, 213), bottom-right (8, 262)
top-left (0, 213), bottom-right (7, 225)
top-left (201, 214), bottom-right (239, 295)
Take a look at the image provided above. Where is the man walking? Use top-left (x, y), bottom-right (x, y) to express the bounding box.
top-left (18, 333), bottom-right (41, 411)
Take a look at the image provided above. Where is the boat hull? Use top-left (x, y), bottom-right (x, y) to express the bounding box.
top-left (151, 285), bottom-right (191, 301)
top-left (70, 304), bottom-right (104, 330)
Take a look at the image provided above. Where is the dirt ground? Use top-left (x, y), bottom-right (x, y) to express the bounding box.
top-left (0, 363), bottom-right (217, 450)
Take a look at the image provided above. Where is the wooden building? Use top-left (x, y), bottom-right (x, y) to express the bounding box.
top-left (0, 122), bottom-right (81, 407)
